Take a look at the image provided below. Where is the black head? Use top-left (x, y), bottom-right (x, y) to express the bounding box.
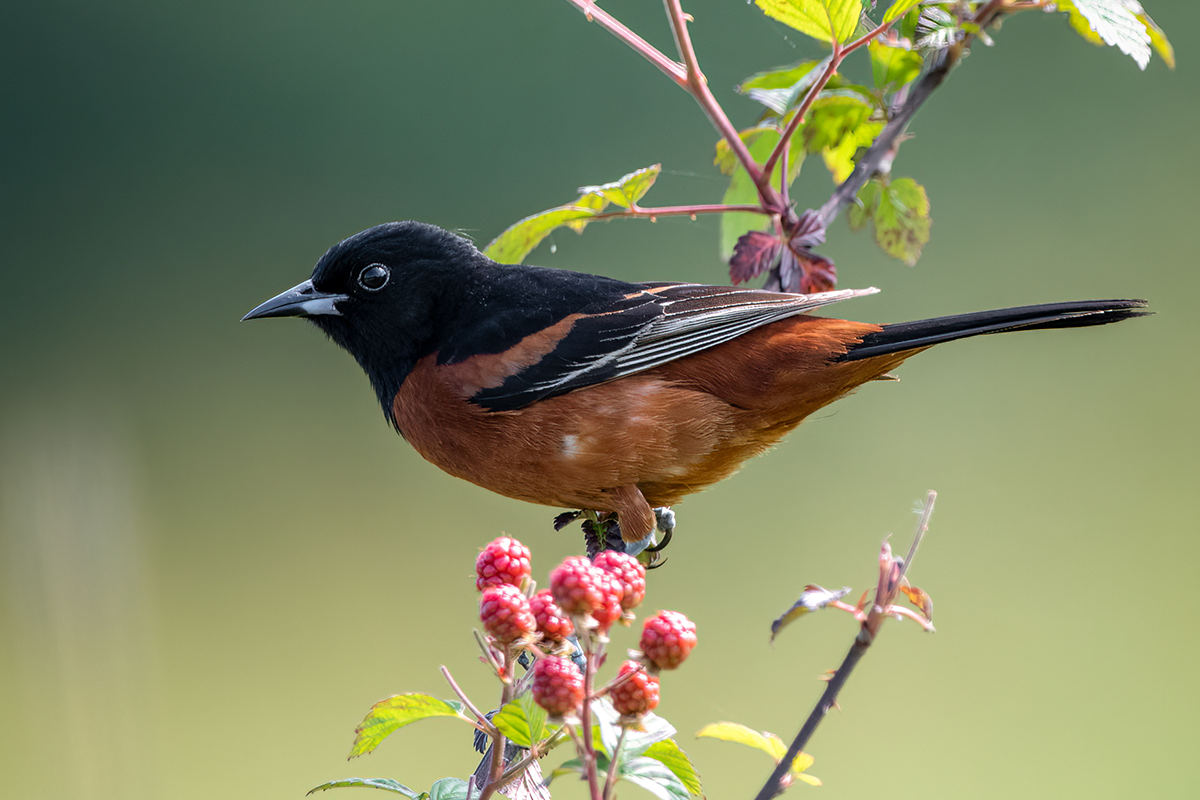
top-left (243, 221), bottom-right (485, 419)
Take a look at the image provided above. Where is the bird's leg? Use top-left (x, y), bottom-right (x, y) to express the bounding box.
top-left (646, 507), bottom-right (675, 553)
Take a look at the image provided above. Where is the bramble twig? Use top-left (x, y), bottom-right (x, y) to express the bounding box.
top-left (752, 491), bottom-right (937, 800)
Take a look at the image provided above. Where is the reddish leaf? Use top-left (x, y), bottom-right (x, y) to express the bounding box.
top-left (784, 240), bottom-right (837, 294)
top-left (729, 230), bottom-right (782, 284)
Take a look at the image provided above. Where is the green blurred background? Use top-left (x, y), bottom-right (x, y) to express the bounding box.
top-left (2, 2), bottom-right (1196, 798)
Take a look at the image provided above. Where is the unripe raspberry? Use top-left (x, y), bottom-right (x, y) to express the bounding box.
top-left (590, 569), bottom-right (625, 634)
top-left (531, 655), bottom-right (585, 718)
top-left (479, 584), bottom-right (536, 645)
top-left (611, 660), bottom-right (659, 718)
top-left (593, 551), bottom-right (646, 610)
top-left (639, 610), bottom-right (697, 671)
top-left (529, 589), bottom-right (575, 642)
top-left (549, 556), bottom-right (604, 616)
top-left (476, 536), bottom-right (532, 591)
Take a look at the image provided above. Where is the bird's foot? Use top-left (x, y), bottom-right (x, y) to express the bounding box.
top-left (581, 514), bottom-right (626, 558)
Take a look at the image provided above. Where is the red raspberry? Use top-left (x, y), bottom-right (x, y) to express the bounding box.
top-left (531, 655), bottom-right (584, 718)
top-left (590, 569), bottom-right (624, 634)
top-left (610, 660), bottom-right (659, 718)
top-left (475, 536), bottom-right (532, 591)
top-left (593, 551), bottom-right (646, 610)
top-left (529, 589), bottom-right (575, 642)
top-left (639, 611), bottom-right (697, 671)
top-left (479, 584), bottom-right (536, 645)
top-left (549, 556), bottom-right (604, 616)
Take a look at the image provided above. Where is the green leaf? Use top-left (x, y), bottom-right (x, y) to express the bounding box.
top-left (483, 206), bottom-right (599, 265)
top-left (697, 722), bottom-right (787, 762)
top-left (590, 699), bottom-right (676, 758)
top-left (642, 740), bottom-right (704, 797)
top-left (577, 164), bottom-right (662, 210)
top-left (738, 60), bottom-right (824, 92)
top-left (696, 723), bottom-right (819, 783)
top-left (755, 0), bottom-right (863, 44)
top-left (714, 125), bottom-right (776, 175)
top-left (428, 778), bottom-right (469, 800)
top-left (620, 757), bottom-right (691, 800)
top-left (494, 691), bottom-right (553, 748)
top-left (852, 176), bottom-right (930, 265)
top-left (1136, 9), bottom-right (1174, 69)
top-left (848, 179), bottom-right (879, 231)
top-left (769, 585), bottom-right (854, 642)
top-left (545, 758), bottom-right (587, 785)
top-left (349, 694), bottom-right (466, 759)
top-left (1057, 0), bottom-right (1151, 70)
top-left (307, 778), bottom-right (425, 797)
top-left (822, 119), bottom-right (881, 183)
top-left (868, 41), bottom-right (922, 90)
top-left (881, 0), bottom-right (921, 24)
top-left (718, 129), bottom-right (784, 262)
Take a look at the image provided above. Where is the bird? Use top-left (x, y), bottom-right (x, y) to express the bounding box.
top-left (243, 221), bottom-right (1147, 551)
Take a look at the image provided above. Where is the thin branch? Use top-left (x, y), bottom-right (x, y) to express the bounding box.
top-left (588, 202), bottom-right (771, 222)
top-left (752, 492), bottom-right (937, 800)
top-left (816, 2), bottom-right (1012, 228)
top-left (441, 665), bottom-right (497, 735)
top-left (663, 0), bottom-right (774, 199)
top-left (561, 0), bottom-right (687, 86)
top-left (579, 638), bottom-right (604, 800)
top-left (758, 41), bottom-right (841, 192)
top-left (602, 727), bottom-right (628, 800)
top-left (476, 657), bottom-right (516, 800)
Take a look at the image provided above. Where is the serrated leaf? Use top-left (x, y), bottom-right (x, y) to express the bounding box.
top-left (696, 723), bottom-right (787, 762)
top-left (730, 231), bottom-right (782, 284)
top-left (869, 41), bottom-right (922, 90)
top-left (350, 695), bottom-right (466, 759)
top-left (755, 0), bottom-right (863, 44)
top-left (566, 191), bottom-right (610, 232)
top-left (739, 60), bottom-right (824, 92)
top-left (620, 757), bottom-right (691, 800)
top-left (483, 206), bottom-right (599, 265)
top-left (307, 778), bottom-right (425, 797)
top-left (870, 176), bottom-right (930, 265)
top-left (1058, 0), bottom-right (1151, 69)
top-left (493, 691), bottom-right (553, 748)
top-left (642, 740), bottom-right (704, 797)
top-left (1136, 9), bottom-right (1174, 69)
top-left (848, 179), bottom-right (880, 231)
top-left (591, 699), bottom-right (676, 759)
top-left (714, 126), bottom-right (776, 175)
top-left (545, 758), bottom-right (587, 785)
top-left (770, 585), bottom-right (853, 641)
top-left (577, 164), bottom-right (662, 210)
top-left (822, 118), bottom-right (881, 183)
top-left (802, 94), bottom-right (874, 152)
top-left (881, 0), bottom-right (922, 24)
top-left (428, 778), bottom-right (469, 800)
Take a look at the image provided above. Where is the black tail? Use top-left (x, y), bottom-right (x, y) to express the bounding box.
top-left (838, 299), bottom-right (1150, 362)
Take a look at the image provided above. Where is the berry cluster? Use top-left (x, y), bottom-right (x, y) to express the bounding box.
top-left (473, 535), bottom-right (696, 722)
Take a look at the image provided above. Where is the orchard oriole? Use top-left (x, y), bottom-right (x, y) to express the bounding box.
top-left (244, 221), bottom-right (1146, 550)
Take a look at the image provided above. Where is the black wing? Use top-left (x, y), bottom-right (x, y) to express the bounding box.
top-left (470, 279), bottom-right (878, 412)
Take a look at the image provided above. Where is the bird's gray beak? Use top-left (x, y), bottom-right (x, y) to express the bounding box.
top-left (242, 280), bottom-right (349, 321)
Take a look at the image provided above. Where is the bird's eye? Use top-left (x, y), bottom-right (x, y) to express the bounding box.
top-left (357, 264), bottom-right (390, 291)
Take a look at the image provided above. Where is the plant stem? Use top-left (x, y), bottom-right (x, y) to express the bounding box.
top-left (752, 492), bottom-right (936, 800)
top-left (602, 727), bottom-right (628, 800)
top-left (588, 202), bottom-right (770, 222)
top-left (816, 2), bottom-right (1012, 228)
top-left (477, 651), bottom-right (515, 800)
top-left (440, 665), bottom-right (497, 735)
top-left (579, 637), bottom-right (603, 800)
top-left (662, 0), bottom-right (773, 200)
top-left (560, 0), bottom-right (687, 86)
